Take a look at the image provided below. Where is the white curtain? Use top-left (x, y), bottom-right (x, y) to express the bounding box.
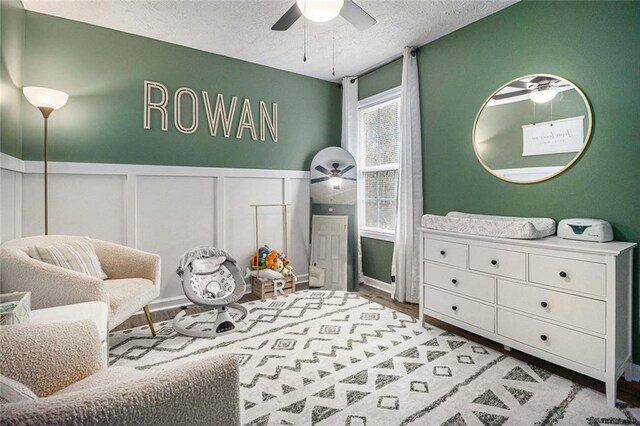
top-left (341, 76), bottom-right (364, 284)
top-left (392, 47), bottom-right (423, 303)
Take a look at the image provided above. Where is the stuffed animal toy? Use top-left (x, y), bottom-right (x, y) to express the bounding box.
top-left (265, 250), bottom-right (278, 269)
top-left (274, 253), bottom-right (294, 277)
top-left (271, 258), bottom-right (284, 273)
top-left (250, 245), bottom-right (271, 269)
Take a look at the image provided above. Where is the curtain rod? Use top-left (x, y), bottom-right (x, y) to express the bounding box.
top-left (337, 47), bottom-right (419, 87)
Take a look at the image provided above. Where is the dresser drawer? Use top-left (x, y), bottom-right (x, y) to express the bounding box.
top-left (497, 280), bottom-right (606, 334)
top-left (529, 254), bottom-right (606, 297)
top-left (425, 287), bottom-right (494, 332)
top-left (425, 263), bottom-right (495, 303)
top-left (469, 245), bottom-right (526, 280)
top-left (497, 309), bottom-right (605, 371)
top-left (424, 239), bottom-right (468, 268)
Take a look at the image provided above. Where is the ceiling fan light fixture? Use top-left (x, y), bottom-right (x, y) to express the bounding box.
top-left (328, 176), bottom-right (343, 186)
top-left (296, 0), bottom-right (344, 22)
top-left (530, 88), bottom-right (557, 104)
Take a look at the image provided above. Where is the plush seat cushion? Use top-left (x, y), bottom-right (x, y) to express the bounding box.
top-left (53, 367), bottom-right (143, 396)
top-left (29, 238), bottom-right (107, 279)
top-left (0, 375), bottom-right (38, 403)
top-left (104, 278), bottom-right (158, 326)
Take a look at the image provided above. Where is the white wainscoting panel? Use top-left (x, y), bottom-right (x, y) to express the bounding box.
top-left (137, 175), bottom-right (216, 302)
top-left (0, 153), bottom-right (310, 310)
top-left (22, 173), bottom-right (127, 244)
top-left (1, 169), bottom-right (22, 242)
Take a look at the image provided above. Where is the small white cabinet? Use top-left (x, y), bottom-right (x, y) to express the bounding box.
top-left (418, 228), bottom-right (636, 406)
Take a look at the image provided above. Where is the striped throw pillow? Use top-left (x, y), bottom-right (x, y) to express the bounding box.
top-left (29, 238), bottom-right (108, 280)
top-left (0, 375), bottom-right (37, 404)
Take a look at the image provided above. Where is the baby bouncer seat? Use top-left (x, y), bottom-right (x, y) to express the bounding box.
top-left (174, 247), bottom-right (248, 338)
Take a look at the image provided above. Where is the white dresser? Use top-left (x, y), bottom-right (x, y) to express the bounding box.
top-left (418, 228), bottom-right (636, 406)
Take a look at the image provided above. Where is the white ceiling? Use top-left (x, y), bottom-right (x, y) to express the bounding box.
top-left (21, 0), bottom-right (517, 82)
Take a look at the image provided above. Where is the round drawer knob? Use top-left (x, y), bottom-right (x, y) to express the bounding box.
top-left (451, 305), bottom-right (458, 311)
top-left (440, 250), bottom-right (446, 256)
top-left (490, 259), bottom-right (498, 266)
top-left (540, 334), bottom-right (548, 341)
top-left (540, 301), bottom-right (548, 308)
top-left (451, 279), bottom-right (458, 285)
top-left (559, 271), bottom-right (567, 278)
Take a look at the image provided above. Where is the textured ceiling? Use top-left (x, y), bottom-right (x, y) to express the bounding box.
top-left (21, 0), bottom-right (517, 82)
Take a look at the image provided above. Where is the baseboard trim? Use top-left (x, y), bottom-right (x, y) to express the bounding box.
top-left (146, 295), bottom-right (191, 313)
top-left (362, 276), bottom-right (392, 294)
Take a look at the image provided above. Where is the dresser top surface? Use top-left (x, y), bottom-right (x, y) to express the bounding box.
top-left (417, 228), bottom-right (637, 256)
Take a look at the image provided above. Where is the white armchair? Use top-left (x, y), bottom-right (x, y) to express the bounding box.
top-left (0, 321), bottom-right (240, 425)
top-left (0, 235), bottom-right (161, 335)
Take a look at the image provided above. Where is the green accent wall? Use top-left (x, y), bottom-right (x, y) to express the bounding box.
top-left (19, 12), bottom-right (341, 170)
top-left (358, 58), bottom-right (402, 101)
top-left (361, 1), bottom-right (640, 362)
top-left (0, 0), bottom-right (25, 158)
top-left (361, 237), bottom-right (393, 284)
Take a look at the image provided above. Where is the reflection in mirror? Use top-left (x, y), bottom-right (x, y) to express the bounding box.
top-left (309, 147), bottom-right (357, 291)
top-left (473, 74), bottom-right (592, 183)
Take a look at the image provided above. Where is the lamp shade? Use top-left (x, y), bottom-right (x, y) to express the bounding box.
top-left (296, 0), bottom-right (344, 22)
top-left (23, 87), bottom-right (69, 110)
top-left (529, 88), bottom-right (557, 104)
top-left (328, 176), bottom-right (343, 186)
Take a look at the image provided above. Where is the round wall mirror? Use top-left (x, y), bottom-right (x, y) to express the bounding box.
top-left (473, 74), bottom-right (592, 183)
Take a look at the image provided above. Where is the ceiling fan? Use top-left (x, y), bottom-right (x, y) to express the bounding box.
top-left (271, 0), bottom-right (376, 31)
top-left (312, 163), bottom-right (356, 187)
top-left (492, 76), bottom-right (570, 103)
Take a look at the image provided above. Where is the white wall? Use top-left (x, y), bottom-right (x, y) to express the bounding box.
top-left (0, 153), bottom-right (310, 310)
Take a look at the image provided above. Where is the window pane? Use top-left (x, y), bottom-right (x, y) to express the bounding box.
top-left (379, 134), bottom-right (399, 165)
top-left (362, 99), bottom-right (400, 168)
top-left (363, 109), bottom-right (379, 139)
top-left (365, 137), bottom-right (379, 166)
top-left (363, 170), bottom-right (398, 231)
top-left (379, 102), bottom-right (399, 136)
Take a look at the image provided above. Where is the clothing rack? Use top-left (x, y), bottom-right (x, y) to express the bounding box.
top-left (250, 203), bottom-right (290, 271)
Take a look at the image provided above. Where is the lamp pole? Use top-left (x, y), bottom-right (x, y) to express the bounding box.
top-left (38, 107), bottom-right (54, 235)
top-left (23, 86), bottom-right (69, 236)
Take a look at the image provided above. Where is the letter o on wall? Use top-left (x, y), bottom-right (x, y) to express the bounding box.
top-left (174, 87), bottom-right (199, 134)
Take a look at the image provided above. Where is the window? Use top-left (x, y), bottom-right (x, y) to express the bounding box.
top-left (358, 87), bottom-right (401, 240)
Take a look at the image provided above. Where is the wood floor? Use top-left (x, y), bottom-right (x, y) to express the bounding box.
top-left (117, 284), bottom-right (640, 406)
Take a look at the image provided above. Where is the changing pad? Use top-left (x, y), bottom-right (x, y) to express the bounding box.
top-left (421, 211), bottom-right (556, 240)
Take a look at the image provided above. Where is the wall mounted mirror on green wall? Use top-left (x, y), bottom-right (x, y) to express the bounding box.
top-left (473, 74), bottom-right (592, 183)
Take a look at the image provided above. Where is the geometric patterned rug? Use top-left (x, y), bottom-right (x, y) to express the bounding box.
top-left (109, 291), bottom-right (639, 425)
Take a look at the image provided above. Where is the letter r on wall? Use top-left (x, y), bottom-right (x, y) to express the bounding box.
top-left (144, 80), bottom-right (169, 131)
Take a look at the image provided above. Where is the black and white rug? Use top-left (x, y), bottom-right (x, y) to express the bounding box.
top-left (109, 291), bottom-right (639, 425)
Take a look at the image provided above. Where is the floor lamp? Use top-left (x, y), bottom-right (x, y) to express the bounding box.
top-left (23, 87), bottom-right (69, 235)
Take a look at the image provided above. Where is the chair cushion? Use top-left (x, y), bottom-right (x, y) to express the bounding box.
top-left (53, 367), bottom-right (143, 396)
top-left (0, 374), bottom-right (38, 403)
top-left (29, 238), bottom-right (107, 280)
top-left (104, 278), bottom-right (158, 327)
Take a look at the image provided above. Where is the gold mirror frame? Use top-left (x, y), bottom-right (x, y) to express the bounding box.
top-left (472, 73), bottom-right (592, 184)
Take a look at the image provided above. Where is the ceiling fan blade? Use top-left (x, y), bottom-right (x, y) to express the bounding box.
top-left (507, 81), bottom-right (529, 89)
top-left (340, 0), bottom-right (376, 31)
top-left (271, 3), bottom-right (302, 31)
top-left (315, 165), bottom-right (330, 174)
top-left (492, 89), bottom-right (532, 100)
top-left (311, 177), bottom-right (330, 184)
top-left (343, 177), bottom-right (357, 181)
top-left (339, 165), bottom-right (355, 175)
